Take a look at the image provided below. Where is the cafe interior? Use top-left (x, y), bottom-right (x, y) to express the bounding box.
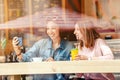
top-left (0, 0), bottom-right (120, 80)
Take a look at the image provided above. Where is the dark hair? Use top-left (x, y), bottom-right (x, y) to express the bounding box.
top-left (45, 16), bottom-right (66, 38)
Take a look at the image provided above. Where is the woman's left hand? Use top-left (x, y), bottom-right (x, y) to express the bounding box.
top-left (75, 55), bottom-right (88, 60)
top-left (46, 57), bottom-right (54, 62)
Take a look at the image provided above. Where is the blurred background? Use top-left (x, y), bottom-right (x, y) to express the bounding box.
top-left (0, 0), bottom-right (120, 54)
top-left (0, 0), bottom-right (120, 80)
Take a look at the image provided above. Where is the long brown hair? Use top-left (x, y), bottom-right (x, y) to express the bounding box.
top-left (76, 21), bottom-right (100, 48)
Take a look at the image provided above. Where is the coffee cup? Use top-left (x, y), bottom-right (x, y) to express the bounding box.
top-left (32, 57), bottom-right (43, 62)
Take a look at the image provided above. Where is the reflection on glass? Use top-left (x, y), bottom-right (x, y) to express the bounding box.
top-left (0, 31), bottom-right (6, 63)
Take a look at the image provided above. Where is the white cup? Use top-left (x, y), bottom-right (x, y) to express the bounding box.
top-left (32, 57), bottom-right (43, 62)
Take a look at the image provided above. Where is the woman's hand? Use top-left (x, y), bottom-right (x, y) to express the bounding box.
top-left (12, 37), bottom-right (20, 47)
top-left (75, 55), bottom-right (88, 60)
top-left (46, 57), bottom-right (54, 62)
top-left (12, 37), bottom-right (21, 56)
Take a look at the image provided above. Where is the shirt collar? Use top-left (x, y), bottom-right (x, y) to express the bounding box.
top-left (47, 38), bottom-right (65, 50)
top-left (59, 39), bottom-right (65, 49)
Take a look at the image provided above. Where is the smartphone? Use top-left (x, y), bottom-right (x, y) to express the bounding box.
top-left (17, 37), bottom-right (22, 46)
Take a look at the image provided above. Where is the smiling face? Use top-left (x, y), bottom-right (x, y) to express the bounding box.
top-left (46, 21), bottom-right (60, 40)
top-left (74, 24), bottom-right (83, 40)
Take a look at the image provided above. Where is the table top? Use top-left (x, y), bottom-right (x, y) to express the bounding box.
top-left (0, 60), bottom-right (120, 75)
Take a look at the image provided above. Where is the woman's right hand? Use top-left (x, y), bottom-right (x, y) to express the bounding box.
top-left (12, 37), bottom-right (20, 47)
top-left (12, 37), bottom-right (21, 56)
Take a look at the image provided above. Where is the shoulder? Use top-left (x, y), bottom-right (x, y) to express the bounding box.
top-left (34, 38), bottom-right (51, 46)
top-left (95, 38), bottom-right (107, 46)
top-left (96, 38), bottom-right (105, 43)
top-left (36, 38), bottom-right (50, 43)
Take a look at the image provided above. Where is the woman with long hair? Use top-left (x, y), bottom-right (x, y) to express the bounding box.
top-left (73, 20), bottom-right (115, 80)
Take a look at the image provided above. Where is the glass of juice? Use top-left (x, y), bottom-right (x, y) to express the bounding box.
top-left (70, 48), bottom-right (78, 60)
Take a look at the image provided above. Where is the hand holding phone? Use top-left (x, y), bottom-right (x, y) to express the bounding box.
top-left (12, 37), bottom-right (22, 47)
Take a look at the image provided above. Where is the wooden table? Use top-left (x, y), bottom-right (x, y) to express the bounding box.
top-left (0, 60), bottom-right (120, 80)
